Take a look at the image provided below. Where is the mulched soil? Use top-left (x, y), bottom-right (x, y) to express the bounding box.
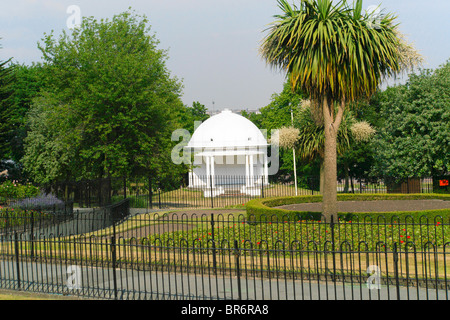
top-left (276, 200), bottom-right (450, 213)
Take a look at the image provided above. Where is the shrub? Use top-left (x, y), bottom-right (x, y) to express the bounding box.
top-left (0, 181), bottom-right (40, 200)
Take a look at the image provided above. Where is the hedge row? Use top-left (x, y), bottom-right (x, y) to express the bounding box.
top-left (245, 193), bottom-right (450, 223)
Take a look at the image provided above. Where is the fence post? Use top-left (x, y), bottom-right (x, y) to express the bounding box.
top-left (393, 242), bottom-right (401, 300)
top-left (14, 232), bottom-right (21, 290)
top-left (123, 176), bottom-right (127, 200)
top-left (211, 215), bottom-right (217, 275)
top-left (330, 215), bottom-right (337, 283)
top-left (210, 175), bottom-right (214, 209)
top-left (149, 176), bottom-right (153, 210)
top-left (30, 210), bottom-right (35, 259)
top-left (234, 240), bottom-right (242, 300)
top-left (111, 235), bottom-right (118, 300)
top-left (261, 175), bottom-right (264, 198)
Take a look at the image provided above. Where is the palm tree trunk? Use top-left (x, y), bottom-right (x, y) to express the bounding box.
top-left (322, 99), bottom-right (345, 222)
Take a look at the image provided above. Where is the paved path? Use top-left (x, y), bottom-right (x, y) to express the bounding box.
top-left (1, 259), bottom-right (448, 301)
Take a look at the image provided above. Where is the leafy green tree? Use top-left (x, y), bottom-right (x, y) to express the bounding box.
top-left (22, 94), bottom-right (79, 184)
top-left (0, 61), bottom-right (45, 182)
top-left (180, 101), bottom-right (210, 134)
top-left (8, 63), bottom-right (45, 163)
top-left (373, 60), bottom-right (450, 178)
top-left (240, 109), bottom-right (263, 129)
top-left (0, 45), bottom-right (14, 162)
top-left (23, 10), bottom-right (186, 183)
top-left (259, 81), bottom-right (304, 132)
top-left (260, 0), bottom-right (414, 219)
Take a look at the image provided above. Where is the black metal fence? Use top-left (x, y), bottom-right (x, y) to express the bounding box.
top-left (44, 175), bottom-right (448, 210)
top-left (0, 208), bottom-right (449, 300)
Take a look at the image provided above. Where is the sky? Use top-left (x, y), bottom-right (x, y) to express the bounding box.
top-left (1, 0), bottom-right (449, 112)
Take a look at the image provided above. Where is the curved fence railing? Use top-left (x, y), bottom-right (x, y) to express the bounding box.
top-left (0, 211), bottom-right (449, 300)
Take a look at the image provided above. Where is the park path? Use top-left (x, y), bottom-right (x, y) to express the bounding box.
top-left (1, 259), bottom-right (448, 301)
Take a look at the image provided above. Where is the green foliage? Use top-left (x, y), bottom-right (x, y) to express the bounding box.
top-left (22, 10), bottom-right (186, 183)
top-left (373, 61), bottom-right (450, 178)
top-left (178, 101), bottom-right (210, 135)
top-left (0, 57), bottom-right (14, 161)
top-left (6, 63), bottom-right (45, 164)
top-left (259, 81), bottom-right (304, 133)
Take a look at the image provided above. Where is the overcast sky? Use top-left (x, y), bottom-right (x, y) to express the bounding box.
top-left (1, 0), bottom-right (449, 111)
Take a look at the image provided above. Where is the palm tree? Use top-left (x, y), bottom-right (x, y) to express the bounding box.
top-left (260, 0), bottom-right (416, 220)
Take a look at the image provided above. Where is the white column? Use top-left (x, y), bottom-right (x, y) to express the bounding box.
top-left (249, 154), bottom-right (254, 187)
top-left (210, 156), bottom-right (215, 188)
top-left (206, 156), bottom-right (210, 187)
top-left (264, 154), bottom-right (269, 184)
top-left (245, 154), bottom-right (249, 187)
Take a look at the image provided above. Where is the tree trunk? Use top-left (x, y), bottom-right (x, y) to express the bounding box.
top-left (321, 99), bottom-right (344, 222)
top-left (319, 159), bottom-right (325, 194)
top-left (343, 162), bottom-right (350, 193)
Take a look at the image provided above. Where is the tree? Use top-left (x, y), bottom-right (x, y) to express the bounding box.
top-left (373, 60), bottom-right (450, 179)
top-left (0, 43), bottom-right (14, 162)
top-left (23, 10), bottom-right (186, 183)
top-left (260, 0), bottom-right (415, 220)
top-left (7, 63), bottom-right (45, 164)
top-left (22, 94), bottom-right (78, 184)
top-left (180, 101), bottom-right (210, 134)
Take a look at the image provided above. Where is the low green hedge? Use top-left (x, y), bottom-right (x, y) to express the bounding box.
top-left (246, 193), bottom-right (450, 223)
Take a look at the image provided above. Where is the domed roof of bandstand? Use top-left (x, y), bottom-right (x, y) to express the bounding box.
top-left (187, 109), bottom-right (268, 150)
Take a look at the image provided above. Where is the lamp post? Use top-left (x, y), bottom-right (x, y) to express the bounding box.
top-left (291, 107), bottom-right (298, 196)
